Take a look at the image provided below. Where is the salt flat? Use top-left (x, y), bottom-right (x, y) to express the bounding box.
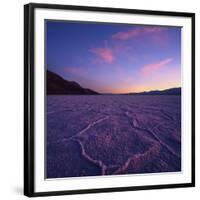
top-left (47, 95), bottom-right (181, 178)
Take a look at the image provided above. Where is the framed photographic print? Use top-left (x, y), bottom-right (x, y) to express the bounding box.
top-left (24, 3), bottom-right (195, 197)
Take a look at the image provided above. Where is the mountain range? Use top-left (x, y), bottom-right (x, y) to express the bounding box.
top-left (47, 70), bottom-right (99, 95)
top-left (128, 87), bottom-right (181, 95)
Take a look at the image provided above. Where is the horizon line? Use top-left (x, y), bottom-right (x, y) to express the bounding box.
top-left (47, 69), bottom-right (181, 95)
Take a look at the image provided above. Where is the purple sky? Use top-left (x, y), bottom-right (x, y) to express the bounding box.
top-left (46, 21), bottom-right (181, 94)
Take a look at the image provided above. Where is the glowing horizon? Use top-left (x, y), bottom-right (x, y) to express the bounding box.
top-left (47, 21), bottom-right (181, 94)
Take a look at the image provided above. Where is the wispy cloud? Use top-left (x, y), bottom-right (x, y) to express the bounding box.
top-left (89, 47), bottom-right (114, 63)
top-left (112, 26), bottom-right (166, 41)
top-left (112, 28), bottom-right (141, 40)
top-left (142, 27), bottom-right (163, 33)
top-left (141, 58), bottom-right (173, 75)
top-left (89, 26), bottom-right (166, 64)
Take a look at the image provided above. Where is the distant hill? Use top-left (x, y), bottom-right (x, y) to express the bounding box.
top-left (128, 87), bottom-right (181, 95)
top-left (47, 70), bottom-right (99, 95)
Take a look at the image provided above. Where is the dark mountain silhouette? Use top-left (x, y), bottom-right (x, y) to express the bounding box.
top-left (47, 70), bottom-right (99, 95)
top-left (128, 87), bottom-right (181, 95)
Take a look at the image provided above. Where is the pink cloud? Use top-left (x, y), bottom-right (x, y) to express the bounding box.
top-left (142, 27), bottom-right (163, 33)
top-left (112, 26), bottom-right (167, 41)
top-left (112, 28), bottom-right (141, 40)
top-left (90, 48), bottom-right (114, 63)
top-left (141, 58), bottom-right (173, 75)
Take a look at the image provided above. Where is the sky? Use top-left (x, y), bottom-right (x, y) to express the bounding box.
top-left (46, 20), bottom-right (181, 94)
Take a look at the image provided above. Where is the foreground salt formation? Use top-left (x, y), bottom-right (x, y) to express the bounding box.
top-left (47, 95), bottom-right (181, 178)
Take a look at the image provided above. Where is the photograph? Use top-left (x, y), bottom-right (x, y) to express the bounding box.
top-left (46, 21), bottom-right (182, 179)
top-left (24, 3), bottom-right (195, 196)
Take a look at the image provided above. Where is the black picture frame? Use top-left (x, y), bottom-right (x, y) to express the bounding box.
top-left (24, 3), bottom-right (195, 197)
